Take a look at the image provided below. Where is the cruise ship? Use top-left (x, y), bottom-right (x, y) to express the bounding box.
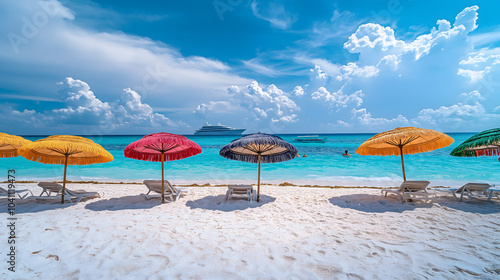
top-left (194, 123), bottom-right (246, 136)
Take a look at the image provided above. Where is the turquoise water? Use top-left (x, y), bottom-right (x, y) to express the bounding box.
top-left (1, 134), bottom-right (499, 187)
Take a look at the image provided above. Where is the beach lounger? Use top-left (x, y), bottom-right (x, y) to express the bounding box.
top-left (381, 181), bottom-right (432, 203)
top-left (490, 189), bottom-right (500, 200)
top-left (38, 182), bottom-right (64, 196)
top-left (36, 182), bottom-right (74, 203)
top-left (36, 182), bottom-right (100, 203)
top-left (65, 189), bottom-right (101, 202)
top-left (142, 180), bottom-right (186, 202)
top-left (143, 180), bottom-right (190, 195)
top-left (225, 185), bottom-right (254, 201)
top-left (0, 186), bottom-right (34, 199)
top-left (435, 183), bottom-right (493, 202)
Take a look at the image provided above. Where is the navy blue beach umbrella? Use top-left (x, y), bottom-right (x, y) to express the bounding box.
top-left (219, 133), bottom-right (298, 202)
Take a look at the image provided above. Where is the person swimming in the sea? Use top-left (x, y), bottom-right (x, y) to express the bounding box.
top-left (342, 150), bottom-right (351, 157)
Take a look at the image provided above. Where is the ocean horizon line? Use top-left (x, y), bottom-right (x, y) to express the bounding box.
top-left (15, 131), bottom-right (480, 137)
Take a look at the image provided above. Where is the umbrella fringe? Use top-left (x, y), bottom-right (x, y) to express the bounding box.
top-left (124, 132), bottom-right (202, 162)
top-left (450, 128), bottom-right (500, 157)
top-left (219, 133), bottom-right (298, 163)
top-left (221, 150), bottom-right (297, 163)
top-left (0, 151), bottom-right (19, 158)
top-left (0, 133), bottom-right (32, 158)
top-left (124, 148), bottom-right (201, 162)
top-left (0, 133), bottom-right (32, 147)
top-left (18, 135), bottom-right (113, 165)
top-left (356, 127), bottom-right (454, 156)
top-left (221, 133), bottom-right (293, 149)
top-left (476, 149), bottom-right (500, 156)
top-left (128, 133), bottom-right (197, 148)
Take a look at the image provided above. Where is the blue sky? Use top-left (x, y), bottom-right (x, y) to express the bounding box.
top-left (1, 0), bottom-right (499, 135)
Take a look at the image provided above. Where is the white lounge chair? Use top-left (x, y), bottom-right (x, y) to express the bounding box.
top-left (37, 182), bottom-right (100, 203)
top-left (65, 188), bottom-right (101, 202)
top-left (0, 186), bottom-right (34, 199)
top-left (436, 183), bottom-right (493, 202)
top-left (38, 182), bottom-right (64, 196)
top-left (381, 181), bottom-right (432, 203)
top-left (142, 180), bottom-right (186, 202)
top-left (225, 185), bottom-right (254, 201)
top-left (490, 188), bottom-right (500, 200)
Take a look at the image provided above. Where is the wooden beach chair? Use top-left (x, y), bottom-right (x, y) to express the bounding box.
top-left (381, 181), bottom-right (432, 203)
top-left (225, 185), bottom-right (254, 201)
top-left (0, 186), bottom-right (34, 199)
top-left (36, 182), bottom-right (100, 203)
top-left (436, 183), bottom-right (493, 202)
top-left (142, 180), bottom-right (187, 202)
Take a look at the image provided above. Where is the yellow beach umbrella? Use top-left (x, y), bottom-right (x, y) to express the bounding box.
top-left (18, 135), bottom-right (114, 204)
top-left (0, 132), bottom-right (32, 158)
top-left (356, 127), bottom-right (454, 181)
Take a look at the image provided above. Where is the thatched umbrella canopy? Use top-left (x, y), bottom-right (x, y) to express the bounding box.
top-left (18, 135), bottom-right (114, 204)
top-left (450, 128), bottom-right (500, 157)
top-left (356, 127), bottom-right (454, 181)
top-left (0, 132), bottom-right (32, 158)
top-left (124, 132), bottom-right (202, 203)
top-left (219, 133), bottom-right (297, 202)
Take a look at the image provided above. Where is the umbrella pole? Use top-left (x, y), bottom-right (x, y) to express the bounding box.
top-left (61, 155), bottom-right (68, 204)
top-left (257, 153), bottom-right (261, 202)
top-left (399, 146), bottom-right (406, 181)
top-left (161, 152), bottom-right (165, 204)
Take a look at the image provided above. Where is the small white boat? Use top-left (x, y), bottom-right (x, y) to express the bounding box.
top-left (294, 135), bottom-right (327, 143)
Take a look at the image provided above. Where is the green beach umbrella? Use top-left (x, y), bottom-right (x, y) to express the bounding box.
top-left (450, 128), bottom-right (500, 158)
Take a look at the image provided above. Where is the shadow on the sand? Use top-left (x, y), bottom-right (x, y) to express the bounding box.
top-left (0, 197), bottom-right (75, 213)
top-left (186, 194), bottom-right (276, 211)
top-left (328, 194), bottom-right (430, 213)
top-left (433, 196), bottom-right (500, 214)
top-left (329, 194), bottom-right (500, 214)
top-left (85, 195), bottom-right (164, 211)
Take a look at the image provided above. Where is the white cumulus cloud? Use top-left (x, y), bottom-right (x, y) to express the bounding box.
top-left (3, 77), bottom-right (184, 133)
top-left (195, 81), bottom-right (300, 125)
top-left (53, 77), bottom-right (114, 125)
top-left (340, 62), bottom-right (379, 78)
top-left (309, 65), bottom-right (328, 89)
top-left (114, 88), bottom-right (181, 127)
top-left (0, 0), bottom-right (250, 134)
top-left (193, 101), bottom-right (236, 117)
top-left (312, 86), bottom-right (363, 109)
top-left (350, 90), bottom-right (500, 131)
top-left (458, 52), bottom-right (500, 82)
top-left (292, 86), bottom-right (305, 96)
top-left (351, 108), bottom-right (409, 127)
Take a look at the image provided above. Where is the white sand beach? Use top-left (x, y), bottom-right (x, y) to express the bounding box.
top-left (1, 183), bottom-right (499, 279)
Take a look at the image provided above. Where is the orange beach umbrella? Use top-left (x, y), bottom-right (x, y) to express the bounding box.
top-left (356, 127), bottom-right (454, 181)
top-left (0, 132), bottom-right (32, 158)
top-left (18, 135), bottom-right (114, 204)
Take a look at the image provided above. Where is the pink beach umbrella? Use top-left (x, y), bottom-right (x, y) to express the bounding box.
top-left (124, 132), bottom-right (202, 203)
